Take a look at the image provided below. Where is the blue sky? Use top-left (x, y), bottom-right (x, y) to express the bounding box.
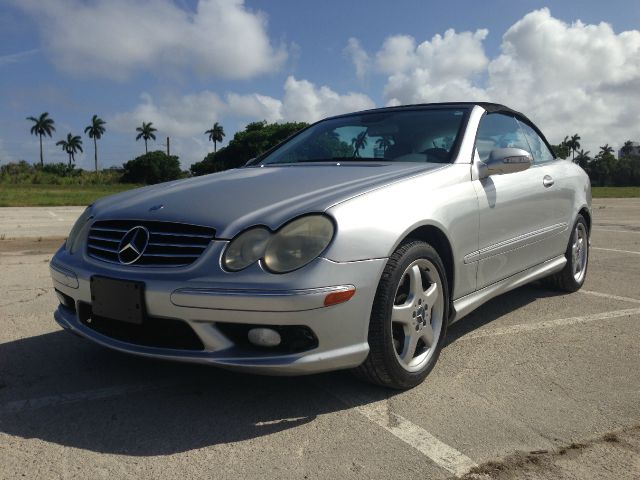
top-left (1, 0), bottom-right (639, 169)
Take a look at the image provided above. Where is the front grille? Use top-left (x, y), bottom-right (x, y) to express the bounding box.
top-left (87, 219), bottom-right (215, 267)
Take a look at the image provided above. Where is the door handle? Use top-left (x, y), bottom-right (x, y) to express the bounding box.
top-left (543, 175), bottom-right (554, 188)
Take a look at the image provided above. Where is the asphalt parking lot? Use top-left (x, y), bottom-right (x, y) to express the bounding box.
top-left (1, 199), bottom-right (639, 479)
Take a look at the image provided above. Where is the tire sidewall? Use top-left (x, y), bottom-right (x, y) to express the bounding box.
top-left (566, 214), bottom-right (589, 289)
top-left (378, 241), bottom-right (449, 388)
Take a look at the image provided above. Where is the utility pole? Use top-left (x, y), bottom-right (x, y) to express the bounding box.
top-left (166, 136), bottom-right (170, 157)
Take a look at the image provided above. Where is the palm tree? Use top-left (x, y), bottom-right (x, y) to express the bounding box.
top-left (575, 149), bottom-right (590, 169)
top-left (56, 133), bottom-right (83, 168)
top-left (599, 144), bottom-right (614, 156)
top-left (84, 115), bottom-right (106, 172)
top-left (567, 133), bottom-right (581, 161)
top-left (135, 121), bottom-right (157, 153)
top-left (375, 136), bottom-right (393, 154)
top-left (204, 122), bottom-right (225, 152)
top-left (27, 112), bottom-right (56, 166)
top-left (351, 131), bottom-right (368, 157)
top-left (621, 140), bottom-right (634, 157)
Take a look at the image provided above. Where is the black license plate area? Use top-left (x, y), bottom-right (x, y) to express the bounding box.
top-left (90, 276), bottom-right (145, 325)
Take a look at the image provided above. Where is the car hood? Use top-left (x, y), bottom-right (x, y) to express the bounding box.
top-left (92, 163), bottom-right (444, 238)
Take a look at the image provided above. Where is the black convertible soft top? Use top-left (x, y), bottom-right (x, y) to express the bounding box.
top-left (344, 102), bottom-right (556, 158)
top-left (251, 101), bottom-right (557, 166)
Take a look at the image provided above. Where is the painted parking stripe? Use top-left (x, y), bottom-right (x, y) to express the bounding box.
top-left (594, 228), bottom-right (640, 235)
top-left (579, 289), bottom-right (640, 305)
top-left (328, 388), bottom-right (477, 477)
top-left (462, 307), bottom-right (640, 340)
top-left (0, 381), bottom-right (176, 416)
top-left (592, 247), bottom-right (640, 256)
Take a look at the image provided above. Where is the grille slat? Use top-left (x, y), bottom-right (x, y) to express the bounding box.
top-left (147, 241), bottom-right (208, 248)
top-left (143, 253), bottom-right (200, 258)
top-left (91, 226), bottom-right (129, 233)
top-left (87, 220), bottom-right (215, 267)
top-left (88, 235), bottom-right (120, 243)
top-left (152, 231), bottom-right (213, 239)
top-left (89, 244), bottom-right (118, 253)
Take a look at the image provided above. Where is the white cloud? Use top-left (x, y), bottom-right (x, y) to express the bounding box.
top-left (226, 93), bottom-right (283, 123)
top-left (369, 8), bottom-right (640, 151)
top-left (280, 76), bottom-right (375, 122)
top-left (376, 29), bottom-right (489, 79)
top-left (0, 49), bottom-right (39, 67)
top-left (485, 9), bottom-right (640, 149)
top-left (110, 76), bottom-right (375, 166)
top-left (344, 37), bottom-right (370, 81)
top-left (12, 0), bottom-right (286, 80)
top-left (111, 91), bottom-right (227, 138)
top-left (376, 29), bottom-right (489, 106)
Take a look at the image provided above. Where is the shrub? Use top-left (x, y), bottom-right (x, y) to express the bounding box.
top-left (121, 151), bottom-right (182, 184)
top-left (191, 121), bottom-right (309, 176)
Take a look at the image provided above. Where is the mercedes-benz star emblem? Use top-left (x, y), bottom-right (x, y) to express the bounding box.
top-left (117, 226), bottom-right (150, 264)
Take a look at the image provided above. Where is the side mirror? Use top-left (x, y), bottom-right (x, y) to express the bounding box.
top-left (479, 148), bottom-right (532, 178)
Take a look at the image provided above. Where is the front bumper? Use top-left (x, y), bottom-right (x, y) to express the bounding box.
top-left (50, 246), bottom-right (386, 375)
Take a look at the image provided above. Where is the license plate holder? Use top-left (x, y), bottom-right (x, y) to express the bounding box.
top-left (90, 276), bottom-right (145, 325)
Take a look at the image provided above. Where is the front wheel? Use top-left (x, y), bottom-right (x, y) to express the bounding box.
top-left (355, 240), bottom-right (449, 389)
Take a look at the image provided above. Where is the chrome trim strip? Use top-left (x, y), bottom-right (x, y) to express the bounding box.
top-left (452, 255), bottom-right (566, 323)
top-left (49, 261), bottom-right (79, 289)
top-left (170, 285), bottom-right (356, 312)
top-left (463, 222), bottom-right (568, 264)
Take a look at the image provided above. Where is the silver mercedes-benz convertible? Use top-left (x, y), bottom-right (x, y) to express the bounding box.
top-left (50, 102), bottom-right (591, 389)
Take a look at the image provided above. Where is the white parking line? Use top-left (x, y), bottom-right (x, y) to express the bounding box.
top-left (595, 228), bottom-right (640, 235)
top-left (462, 307), bottom-right (640, 340)
top-left (579, 289), bottom-right (640, 305)
top-left (327, 388), bottom-right (477, 477)
top-left (0, 381), bottom-right (176, 416)
top-left (592, 247), bottom-right (640, 256)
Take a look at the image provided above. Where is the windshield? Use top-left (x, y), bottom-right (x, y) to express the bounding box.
top-left (257, 108), bottom-right (468, 165)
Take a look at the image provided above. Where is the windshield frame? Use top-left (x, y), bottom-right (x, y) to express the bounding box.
top-left (247, 105), bottom-right (473, 167)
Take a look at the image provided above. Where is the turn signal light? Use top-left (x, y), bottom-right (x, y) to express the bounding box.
top-left (324, 287), bottom-right (356, 307)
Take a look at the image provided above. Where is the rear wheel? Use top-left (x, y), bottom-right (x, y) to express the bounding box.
top-left (544, 214), bottom-right (589, 292)
top-left (355, 240), bottom-right (449, 389)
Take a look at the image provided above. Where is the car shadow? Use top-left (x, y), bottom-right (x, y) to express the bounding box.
top-left (0, 329), bottom-right (393, 457)
top-left (445, 283), bottom-right (566, 345)
top-left (0, 283), bottom-right (565, 457)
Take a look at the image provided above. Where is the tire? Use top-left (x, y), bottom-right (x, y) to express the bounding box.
top-left (544, 214), bottom-right (589, 292)
top-left (355, 240), bottom-right (449, 389)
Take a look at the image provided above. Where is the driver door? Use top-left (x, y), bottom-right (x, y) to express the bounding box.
top-left (473, 113), bottom-right (563, 289)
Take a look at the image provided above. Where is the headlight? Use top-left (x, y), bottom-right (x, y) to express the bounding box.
top-left (65, 206), bottom-right (93, 253)
top-left (223, 227), bottom-right (271, 271)
top-left (222, 215), bottom-right (335, 273)
top-left (264, 215), bottom-right (334, 273)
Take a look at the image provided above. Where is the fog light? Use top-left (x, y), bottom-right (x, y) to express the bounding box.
top-left (247, 328), bottom-right (282, 348)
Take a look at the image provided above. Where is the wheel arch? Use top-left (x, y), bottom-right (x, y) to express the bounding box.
top-left (397, 224), bottom-right (455, 303)
top-left (579, 206), bottom-right (591, 235)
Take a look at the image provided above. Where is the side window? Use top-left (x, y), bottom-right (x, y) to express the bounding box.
top-left (517, 120), bottom-right (555, 164)
top-left (475, 113), bottom-right (530, 162)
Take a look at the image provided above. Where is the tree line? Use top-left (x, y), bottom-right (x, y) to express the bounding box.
top-left (551, 134), bottom-right (640, 186)
top-left (21, 112), bottom-right (640, 187)
top-left (26, 112), bottom-right (226, 171)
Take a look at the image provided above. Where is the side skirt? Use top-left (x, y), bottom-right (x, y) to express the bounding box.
top-left (450, 255), bottom-right (567, 324)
